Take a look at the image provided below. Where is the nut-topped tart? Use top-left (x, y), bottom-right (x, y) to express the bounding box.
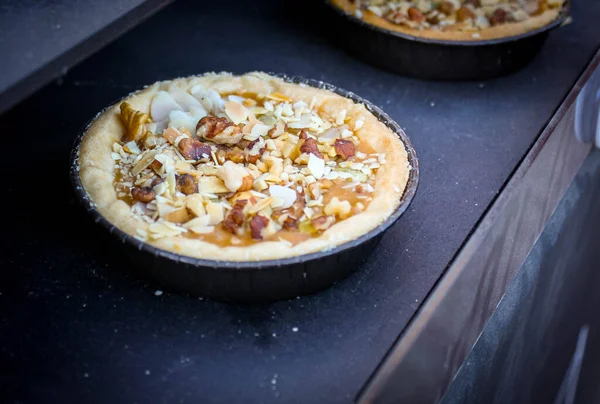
top-left (77, 72), bottom-right (410, 262)
top-left (331, 0), bottom-right (566, 41)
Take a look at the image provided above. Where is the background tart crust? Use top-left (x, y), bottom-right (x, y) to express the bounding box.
top-left (331, 0), bottom-right (562, 41)
top-left (78, 72), bottom-right (410, 261)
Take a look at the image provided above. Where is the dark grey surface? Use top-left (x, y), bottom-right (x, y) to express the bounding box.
top-left (442, 149), bottom-right (600, 404)
top-left (1, 0), bottom-right (599, 403)
top-left (0, 0), bottom-right (171, 113)
top-left (361, 53), bottom-right (597, 404)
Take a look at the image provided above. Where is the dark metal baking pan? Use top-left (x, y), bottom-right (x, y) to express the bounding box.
top-left (69, 75), bottom-right (419, 302)
top-left (325, 1), bottom-right (571, 80)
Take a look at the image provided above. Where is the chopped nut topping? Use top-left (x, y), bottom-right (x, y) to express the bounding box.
top-left (438, 1), bottom-right (454, 15)
top-left (149, 159), bottom-right (163, 172)
top-left (407, 7), bottom-right (425, 22)
top-left (176, 173), bottom-right (198, 195)
top-left (357, 0), bottom-right (563, 32)
top-left (457, 6), bottom-right (476, 22)
top-left (244, 138), bottom-right (266, 164)
top-left (218, 161), bottom-right (254, 192)
top-left (185, 194), bottom-right (206, 217)
top-left (225, 147), bottom-right (246, 163)
top-left (334, 139), bottom-right (356, 160)
top-left (131, 186), bottom-right (156, 203)
top-left (282, 216), bottom-right (298, 230)
top-left (489, 8), bottom-right (509, 25)
top-left (324, 197), bottom-right (352, 219)
top-left (178, 138), bottom-right (212, 161)
top-left (113, 84), bottom-right (384, 247)
top-left (197, 116), bottom-right (243, 145)
top-left (267, 121), bottom-right (286, 138)
top-left (249, 214), bottom-right (269, 239)
top-left (223, 199), bottom-right (248, 234)
top-left (299, 137), bottom-right (323, 159)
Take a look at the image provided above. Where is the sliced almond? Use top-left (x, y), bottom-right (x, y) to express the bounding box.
top-left (183, 215), bottom-right (211, 229)
top-left (187, 225), bottom-right (215, 235)
top-left (266, 92), bottom-right (292, 102)
top-left (269, 185), bottom-right (296, 209)
top-left (199, 176), bottom-right (229, 194)
top-left (247, 197), bottom-right (273, 214)
top-left (307, 154), bottom-right (325, 179)
top-left (185, 194), bottom-right (206, 217)
top-left (165, 207), bottom-right (191, 224)
top-left (151, 91), bottom-right (182, 122)
top-left (224, 101), bottom-right (248, 124)
top-left (131, 150), bottom-right (159, 176)
top-left (206, 202), bottom-right (225, 225)
top-left (148, 220), bottom-right (185, 239)
top-left (250, 123), bottom-right (272, 139)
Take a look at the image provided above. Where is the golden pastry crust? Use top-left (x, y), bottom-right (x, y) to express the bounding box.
top-left (78, 72), bottom-right (410, 261)
top-left (331, 0), bottom-right (563, 41)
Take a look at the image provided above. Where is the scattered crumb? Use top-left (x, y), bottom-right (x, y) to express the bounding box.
top-left (154, 290), bottom-right (163, 296)
top-left (145, 370), bottom-right (150, 375)
top-left (272, 333), bottom-right (277, 338)
top-left (84, 373), bottom-right (89, 378)
top-left (292, 327), bottom-right (298, 332)
top-left (430, 102), bottom-right (435, 107)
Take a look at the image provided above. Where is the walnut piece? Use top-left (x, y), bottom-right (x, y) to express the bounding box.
top-left (407, 7), bottom-right (426, 22)
top-left (334, 139), bottom-right (356, 160)
top-left (282, 216), bottom-right (298, 230)
top-left (119, 102), bottom-right (149, 142)
top-left (250, 214), bottom-right (269, 240)
top-left (438, 1), bottom-right (454, 15)
top-left (178, 138), bottom-right (212, 161)
top-left (185, 194), bottom-right (206, 217)
top-left (196, 116), bottom-right (243, 145)
top-left (457, 6), bottom-right (476, 22)
top-left (131, 186), bottom-right (155, 203)
top-left (489, 8), bottom-right (509, 25)
top-left (245, 138), bottom-right (266, 164)
top-left (464, 0), bottom-right (481, 7)
top-left (176, 173), bottom-right (198, 195)
top-left (149, 159), bottom-right (163, 172)
top-left (223, 199), bottom-right (248, 234)
top-left (299, 137), bottom-right (323, 159)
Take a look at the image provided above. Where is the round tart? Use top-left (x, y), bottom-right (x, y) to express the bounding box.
top-left (331, 0), bottom-right (566, 41)
top-left (77, 72), bottom-right (410, 262)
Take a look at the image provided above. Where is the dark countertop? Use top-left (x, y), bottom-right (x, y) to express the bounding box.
top-left (1, 0), bottom-right (599, 403)
top-left (0, 0), bottom-right (171, 113)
